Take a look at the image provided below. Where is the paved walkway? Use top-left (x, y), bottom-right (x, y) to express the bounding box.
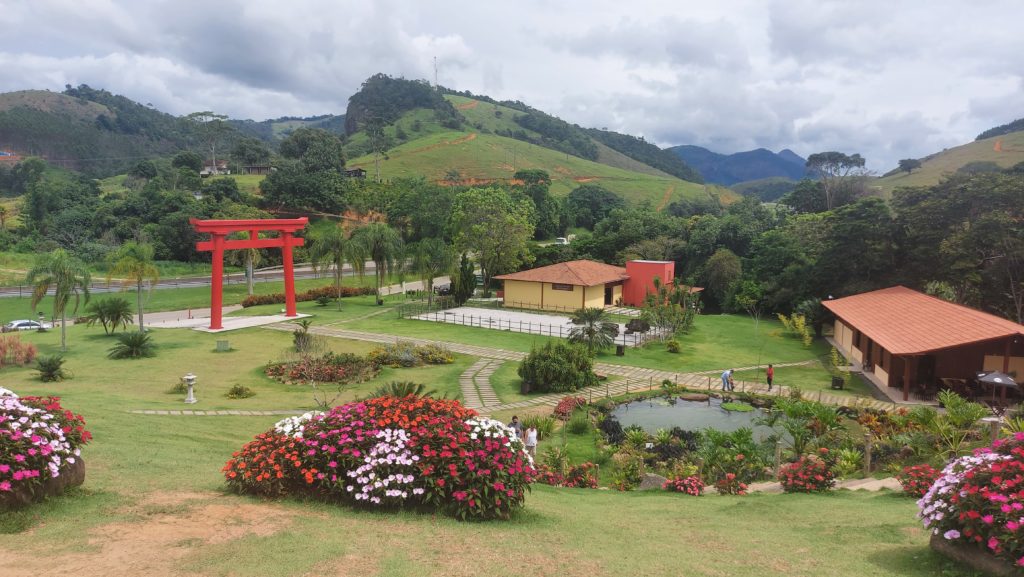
top-left (740, 476), bottom-right (901, 494)
top-left (459, 359), bottom-right (503, 409)
top-left (264, 324), bottom-right (899, 414)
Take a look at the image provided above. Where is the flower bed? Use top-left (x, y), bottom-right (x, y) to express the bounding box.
top-left (919, 433), bottom-right (1024, 568)
top-left (778, 450), bottom-right (836, 493)
top-left (534, 463), bottom-right (600, 489)
top-left (241, 285), bottom-right (374, 308)
top-left (664, 475), bottom-right (704, 496)
top-left (553, 396), bottom-right (586, 420)
top-left (897, 464), bottom-right (940, 498)
top-left (367, 341), bottom-right (454, 367)
top-left (264, 352), bottom-right (378, 385)
top-left (0, 389), bottom-right (90, 509)
top-left (224, 395), bottom-right (535, 520)
top-left (0, 334), bottom-right (37, 368)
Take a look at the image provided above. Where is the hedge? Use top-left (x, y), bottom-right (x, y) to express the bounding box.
top-left (241, 285), bottom-right (375, 308)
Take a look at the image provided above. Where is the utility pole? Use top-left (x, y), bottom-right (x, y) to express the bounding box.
top-left (433, 56), bottom-right (438, 90)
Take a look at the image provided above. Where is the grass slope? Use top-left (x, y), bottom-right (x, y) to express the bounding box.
top-left (874, 130), bottom-right (1024, 195)
top-left (0, 90), bottom-right (110, 121)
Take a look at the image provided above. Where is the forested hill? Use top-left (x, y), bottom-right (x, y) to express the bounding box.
top-left (668, 144), bottom-right (806, 185)
top-left (0, 87), bottom-right (192, 176)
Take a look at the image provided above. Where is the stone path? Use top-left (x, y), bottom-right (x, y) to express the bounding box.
top-left (458, 359), bottom-right (502, 409)
top-left (603, 306), bottom-right (642, 317)
top-left (739, 476), bottom-right (901, 494)
top-left (266, 324), bottom-right (901, 415)
top-left (129, 409), bottom-right (305, 416)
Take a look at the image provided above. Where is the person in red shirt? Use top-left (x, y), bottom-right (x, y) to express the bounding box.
top-left (766, 364), bottom-right (775, 391)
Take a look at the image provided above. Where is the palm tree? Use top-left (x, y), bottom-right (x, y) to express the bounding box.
top-left (27, 249), bottom-right (92, 352)
top-left (108, 241), bottom-right (159, 331)
top-left (413, 238), bottom-right (455, 306)
top-left (568, 307), bottom-right (620, 355)
top-left (352, 223), bottom-right (403, 304)
top-left (307, 224), bottom-right (349, 310)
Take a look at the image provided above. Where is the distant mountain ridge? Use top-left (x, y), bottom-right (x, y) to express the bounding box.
top-left (667, 144), bottom-right (806, 185)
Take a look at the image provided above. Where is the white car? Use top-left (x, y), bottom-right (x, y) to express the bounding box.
top-left (2, 319), bottom-right (53, 332)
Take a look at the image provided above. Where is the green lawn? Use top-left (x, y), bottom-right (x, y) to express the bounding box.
top-left (733, 363), bottom-right (875, 398)
top-left (0, 312), bottom-right (964, 576)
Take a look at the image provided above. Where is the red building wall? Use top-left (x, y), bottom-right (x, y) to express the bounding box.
top-left (621, 260), bottom-right (675, 306)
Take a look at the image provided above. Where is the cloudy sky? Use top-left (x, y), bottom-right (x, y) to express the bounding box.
top-left (1, 0), bottom-right (1022, 171)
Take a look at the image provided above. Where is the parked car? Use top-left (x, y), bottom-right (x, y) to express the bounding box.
top-left (555, 237), bottom-right (570, 245)
top-left (434, 283), bottom-right (452, 296)
top-left (2, 319), bottom-right (53, 333)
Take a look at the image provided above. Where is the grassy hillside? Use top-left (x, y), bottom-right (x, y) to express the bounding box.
top-left (0, 90), bottom-right (110, 120)
top-left (873, 130), bottom-right (1024, 195)
top-left (348, 129), bottom-right (709, 205)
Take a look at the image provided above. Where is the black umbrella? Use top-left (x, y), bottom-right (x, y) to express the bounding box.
top-left (976, 371), bottom-right (1019, 389)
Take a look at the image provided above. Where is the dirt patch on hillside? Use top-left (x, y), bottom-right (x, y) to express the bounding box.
top-left (456, 100), bottom-right (479, 110)
top-left (409, 132), bottom-right (478, 154)
top-left (1, 493), bottom-right (298, 577)
top-left (573, 176), bottom-right (599, 183)
top-left (656, 185), bottom-right (675, 210)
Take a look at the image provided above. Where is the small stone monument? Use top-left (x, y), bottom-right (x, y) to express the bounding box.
top-left (183, 373), bottom-right (198, 404)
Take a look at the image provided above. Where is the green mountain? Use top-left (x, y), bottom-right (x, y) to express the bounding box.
top-left (0, 86), bottom-right (192, 176)
top-left (341, 77), bottom-right (715, 206)
top-left (229, 114), bottom-right (345, 143)
top-left (873, 129), bottom-right (1024, 195)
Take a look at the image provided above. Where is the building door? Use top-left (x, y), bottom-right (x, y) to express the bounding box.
top-left (604, 286), bottom-right (613, 305)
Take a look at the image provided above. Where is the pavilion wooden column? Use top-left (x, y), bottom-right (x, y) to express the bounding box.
top-left (210, 233), bottom-right (226, 330)
top-left (281, 232), bottom-right (297, 318)
top-left (903, 356), bottom-right (912, 402)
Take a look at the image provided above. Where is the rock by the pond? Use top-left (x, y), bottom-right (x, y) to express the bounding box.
top-left (0, 458), bottom-right (85, 510)
top-left (638, 473), bottom-right (669, 491)
top-left (678, 393), bottom-right (709, 402)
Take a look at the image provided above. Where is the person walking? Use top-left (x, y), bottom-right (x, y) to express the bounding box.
top-left (509, 415), bottom-right (523, 439)
top-left (766, 364), bottom-right (775, 392)
top-left (721, 369), bottom-right (734, 392)
top-left (524, 425), bottom-right (538, 459)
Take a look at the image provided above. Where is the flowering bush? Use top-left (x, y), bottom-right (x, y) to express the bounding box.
top-left (897, 464), bottom-right (940, 498)
top-left (222, 432), bottom-right (312, 496)
top-left (366, 341), bottom-right (454, 368)
top-left (535, 462), bottom-right (599, 489)
top-left (779, 451), bottom-right (836, 493)
top-left (0, 390), bottom-right (90, 498)
top-left (241, 285), bottom-right (374, 308)
top-left (919, 433), bottom-right (1024, 566)
top-left (265, 352), bottom-right (378, 384)
top-left (714, 472), bottom-right (747, 495)
top-left (664, 475), bottom-right (704, 496)
top-left (553, 396), bottom-right (586, 420)
top-left (226, 395), bottom-right (535, 520)
top-left (273, 411), bottom-right (324, 439)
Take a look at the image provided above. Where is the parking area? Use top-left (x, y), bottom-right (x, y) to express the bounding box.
top-left (411, 306), bottom-right (654, 347)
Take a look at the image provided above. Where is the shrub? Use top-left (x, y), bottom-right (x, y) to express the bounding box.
top-left (521, 415), bottom-right (556, 440)
top-left (265, 352), bottom-right (378, 385)
top-left (222, 432), bottom-right (311, 497)
top-left (367, 341), bottom-right (454, 368)
top-left (918, 434), bottom-right (1024, 565)
top-left (240, 285), bottom-right (374, 308)
top-left (315, 295), bottom-right (332, 307)
top-left (538, 462), bottom-right (600, 489)
top-left (35, 355), bottom-right (69, 382)
top-left (371, 381), bottom-right (438, 399)
top-left (666, 339), bottom-right (681, 353)
top-left (567, 412), bottom-right (590, 435)
top-left (518, 341), bottom-right (598, 393)
top-left (714, 473), bottom-right (748, 495)
top-left (1, 391), bottom-right (91, 498)
top-left (226, 385), bottom-right (255, 399)
top-left (664, 475), bottom-right (704, 496)
top-left (553, 396), bottom-right (586, 420)
top-left (833, 448), bottom-right (864, 478)
top-left (779, 451), bottom-right (836, 493)
top-left (292, 319), bottom-right (314, 352)
top-left (107, 331), bottom-right (156, 359)
top-left (541, 446), bottom-right (569, 476)
top-left (225, 397), bottom-right (535, 520)
top-left (624, 427), bottom-right (649, 448)
top-left (599, 414), bottom-right (626, 444)
top-left (611, 452), bottom-right (645, 491)
top-left (897, 464), bottom-right (940, 498)
top-left (0, 335), bottom-right (37, 368)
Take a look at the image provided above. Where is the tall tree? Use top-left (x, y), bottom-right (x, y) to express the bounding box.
top-left (107, 241), bottom-right (160, 331)
top-left (805, 151), bottom-right (867, 210)
top-left (27, 249), bottom-right (92, 351)
top-left (702, 247), bottom-right (742, 306)
top-left (352, 223), bottom-right (403, 303)
top-left (413, 238), bottom-right (455, 306)
top-left (898, 158), bottom-right (922, 174)
top-left (185, 111), bottom-right (232, 174)
top-left (449, 187), bottom-right (535, 292)
top-left (307, 223), bottom-right (351, 310)
top-left (451, 253), bottom-right (477, 306)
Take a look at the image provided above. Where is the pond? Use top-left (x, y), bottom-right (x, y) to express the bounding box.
top-left (610, 396), bottom-right (777, 440)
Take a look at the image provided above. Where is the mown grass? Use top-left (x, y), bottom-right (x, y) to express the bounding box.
top-left (0, 307), bottom-right (963, 576)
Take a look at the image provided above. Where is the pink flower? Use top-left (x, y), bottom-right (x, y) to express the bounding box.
top-left (0, 481), bottom-right (10, 491)
top-left (988, 537), bottom-right (1000, 550)
top-left (983, 515), bottom-right (995, 524)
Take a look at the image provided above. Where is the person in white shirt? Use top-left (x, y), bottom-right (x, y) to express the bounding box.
top-left (524, 426), bottom-right (538, 458)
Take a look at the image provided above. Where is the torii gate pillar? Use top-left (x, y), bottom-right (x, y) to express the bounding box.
top-left (190, 218), bottom-right (308, 330)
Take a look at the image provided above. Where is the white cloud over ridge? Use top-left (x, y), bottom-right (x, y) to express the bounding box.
top-left (1, 0), bottom-right (1022, 171)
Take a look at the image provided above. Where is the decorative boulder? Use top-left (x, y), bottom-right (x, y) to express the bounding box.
top-left (638, 473), bottom-right (669, 491)
top-left (0, 459), bottom-right (85, 510)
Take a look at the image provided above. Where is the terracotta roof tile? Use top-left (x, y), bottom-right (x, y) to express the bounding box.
top-left (494, 260), bottom-right (629, 287)
top-left (823, 286), bottom-right (1024, 355)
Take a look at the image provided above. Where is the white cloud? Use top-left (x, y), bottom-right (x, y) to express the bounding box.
top-left (0, 0), bottom-right (1021, 171)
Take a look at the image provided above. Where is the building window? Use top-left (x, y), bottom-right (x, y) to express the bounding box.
top-left (550, 283), bottom-right (573, 291)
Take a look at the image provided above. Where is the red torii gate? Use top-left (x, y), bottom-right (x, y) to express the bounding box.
top-left (190, 218), bottom-right (308, 330)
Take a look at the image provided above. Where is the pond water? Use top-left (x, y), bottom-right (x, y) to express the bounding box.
top-left (610, 397), bottom-right (776, 440)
